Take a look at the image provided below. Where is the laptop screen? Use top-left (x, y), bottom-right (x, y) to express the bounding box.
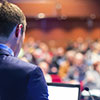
top-left (47, 83), bottom-right (80, 100)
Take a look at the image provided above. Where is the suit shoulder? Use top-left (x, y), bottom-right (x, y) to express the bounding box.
top-left (3, 56), bottom-right (38, 73)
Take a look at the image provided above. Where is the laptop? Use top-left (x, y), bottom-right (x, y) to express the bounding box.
top-left (47, 83), bottom-right (80, 100)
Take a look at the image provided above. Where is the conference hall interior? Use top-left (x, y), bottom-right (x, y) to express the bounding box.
top-left (8, 0), bottom-right (100, 100)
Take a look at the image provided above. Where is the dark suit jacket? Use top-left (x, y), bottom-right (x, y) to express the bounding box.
top-left (0, 49), bottom-right (49, 100)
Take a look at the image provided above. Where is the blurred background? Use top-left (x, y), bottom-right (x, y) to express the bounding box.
top-left (8, 0), bottom-right (100, 99)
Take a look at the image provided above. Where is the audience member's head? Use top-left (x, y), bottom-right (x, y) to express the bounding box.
top-left (39, 42), bottom-right (48, 52)
top-left (74, 52), bottom-right (84, 66)
top-left (66, 50), bottom-right (76, 64)
top-left (57, 47), bottom-right (65, 57)
top-left (38, 61), bottom-right (49, 75)
top-left (93, 61), bottom-right (100, 73)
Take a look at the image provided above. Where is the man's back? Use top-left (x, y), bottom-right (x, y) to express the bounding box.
top-left (0, 49), bottom-right (48, 100)
top-left (0, 1), bottom-right (49, 100)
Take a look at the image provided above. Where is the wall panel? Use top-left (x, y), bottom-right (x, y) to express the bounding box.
top-left (25, 18), bottom-right (100, 47)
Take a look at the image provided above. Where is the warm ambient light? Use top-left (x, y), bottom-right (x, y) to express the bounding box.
top-left (37, 13), bottom-right (46, 19)
top-left (90, 14), bottom-right (96, 19)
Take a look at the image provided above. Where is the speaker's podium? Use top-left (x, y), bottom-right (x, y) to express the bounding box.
top-left (47, 83), bottom-right (80, 100)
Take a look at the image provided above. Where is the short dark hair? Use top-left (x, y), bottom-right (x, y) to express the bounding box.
top-left (0, 1), bottom-right (26, 37)
top-left (93, 61), bottom-right (100, 70)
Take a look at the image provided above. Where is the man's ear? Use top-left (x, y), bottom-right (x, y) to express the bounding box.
top-left (15, 24), bottom-right (23, 38)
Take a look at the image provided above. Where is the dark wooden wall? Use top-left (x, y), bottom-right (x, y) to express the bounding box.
top-left (25, 18), bottom-right (100, 47)
top-left (13, 0), bottom-right (100, 17)
top-left (8, 0), bottom-right (100, 46)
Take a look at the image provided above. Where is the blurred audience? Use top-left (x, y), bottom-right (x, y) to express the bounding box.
top-left (84, 61), bottom-right (100, 89)
top-left (64, 52), bottom-right (87, 83)
top-left (38, 61), bottom-right (52, 83)
top-left (19, 37), bottom-right (100, 91)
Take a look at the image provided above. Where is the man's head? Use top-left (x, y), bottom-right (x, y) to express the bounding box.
top-left (0, 0), bottom-right (26, 56)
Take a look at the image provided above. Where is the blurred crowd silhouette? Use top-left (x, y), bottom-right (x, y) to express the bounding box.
top-left (18, 37), bottom-right (100, 91)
